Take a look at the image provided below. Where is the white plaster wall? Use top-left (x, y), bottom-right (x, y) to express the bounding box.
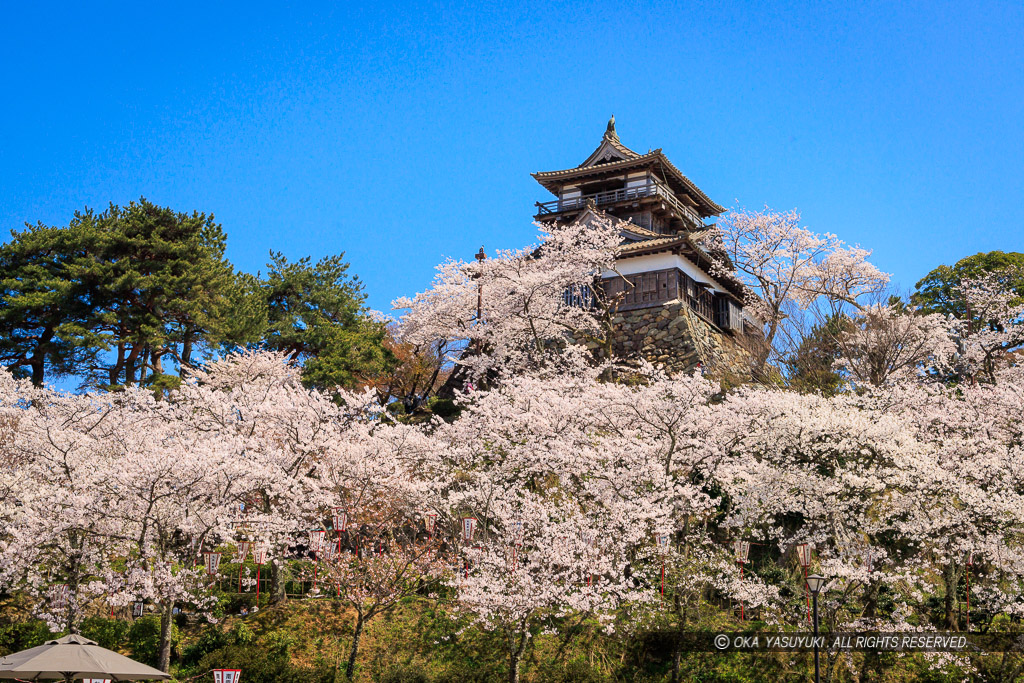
top-left (626, 173), bottom-right (649, 188)
top-left (602, 252), bottom-right (730, 295)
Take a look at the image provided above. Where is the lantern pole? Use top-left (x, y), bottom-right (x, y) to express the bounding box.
top-left (308, 529), bottom-right (326, 593)
top-left (734, 540), bottom-right (750, 621)
top-left (807, 574), bottom-right (827, 683)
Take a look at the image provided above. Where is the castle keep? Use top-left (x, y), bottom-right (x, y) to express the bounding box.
top-left (532, 118), bottom-right (761, 376)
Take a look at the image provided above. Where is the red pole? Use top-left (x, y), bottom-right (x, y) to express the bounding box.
top-left (238, 564), bottom-right (243, 593)
top-left (255, 564), bottom-right (261, 603)
top-left (805, 565), bottom-right (811, 624)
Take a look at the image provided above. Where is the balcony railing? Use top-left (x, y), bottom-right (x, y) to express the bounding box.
top-left (535, 180), bottom-right (704, 228)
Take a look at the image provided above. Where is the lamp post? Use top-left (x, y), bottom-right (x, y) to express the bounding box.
top-left (806, 574), bottom-right (827, 683)
top-left (332, 507), bottom-right (347, 556)
top-left (308, 529), bottom-right (326, 592)
top-left (462, 517), bottom-right (477, 579)
top-left (253, 546), bottom-right (267, 604)
top-left (734, 540), bottom-right (750, 620)
top-left (655, 533), bottom-right (671, 596)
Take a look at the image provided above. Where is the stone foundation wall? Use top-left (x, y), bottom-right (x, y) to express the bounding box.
top-left (604, 301), bottom-right (756, 379)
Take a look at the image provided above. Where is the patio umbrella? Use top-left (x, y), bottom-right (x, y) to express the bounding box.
top-left (0, 633), bottom-right (170, 681)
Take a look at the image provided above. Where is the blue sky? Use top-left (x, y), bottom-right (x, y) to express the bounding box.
top-left (2, 1), bottom-right (1022, 313)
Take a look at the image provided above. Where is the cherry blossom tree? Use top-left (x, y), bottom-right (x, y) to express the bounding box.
top-left (0, 373), bottom-right (133, 633)
top-left (951, 274), bottom-right (1024, 383)
top-left (833, 303), bottom-right (956, 387)
top-left (695, 208), bottom-right (890, 372)
top-left (317, 500), bottom-right (445, 680)
top-left (95, 389), bottom-right (246, 672)
top-left (422, 360), bottom-right (754, 682)
top-left (393, 216), bottom-right (622, 386)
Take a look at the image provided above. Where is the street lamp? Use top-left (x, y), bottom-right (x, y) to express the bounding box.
top-left (234, 541), bottom-right (251, 594)
top-left (253, 546), bottom-right (268, 604)
top-left (734, 540), bottom-right (750, 620)
top-left (806, 574), bottom-right (827, 683)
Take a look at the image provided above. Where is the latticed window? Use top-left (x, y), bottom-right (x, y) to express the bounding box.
top-left (561, 283), bottom-right (596, 310)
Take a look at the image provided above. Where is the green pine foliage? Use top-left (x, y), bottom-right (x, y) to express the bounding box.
top-left (0, 199), bottom-right (392, 390)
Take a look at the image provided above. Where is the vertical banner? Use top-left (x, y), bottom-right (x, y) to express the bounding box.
top-left (332, 508), bottom-right (347, 533)
top-left (308, 529), bottom-right (326, 555)
top-left (462, 517), bottom-right (477, 545)
top-left (235, 541), bottom-right (251, 564)
top-left (204, 551), bottom-right (222, 576)
top-left (425, 513), bottom-right (437, 537)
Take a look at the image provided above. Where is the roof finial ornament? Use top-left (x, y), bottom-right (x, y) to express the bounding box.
top-left (605, 114), bottom-right (619, 142)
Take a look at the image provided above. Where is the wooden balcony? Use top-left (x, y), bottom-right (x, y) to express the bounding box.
top-left (535, 180), bottom-right (705, 229)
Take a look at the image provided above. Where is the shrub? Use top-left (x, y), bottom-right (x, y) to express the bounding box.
top-left (381, 665), bottom-right (429, 683)
top-left (180, 625), bottom-right (229, 668)
top-left (0, 621), bottom-right (51, 656)
top-left (80, 617), bottom-right (129, 650)
top-left (426, 398), bottom-right (459, 419)
top-left (197, 644), bottom-right (335, 683)
top-left (127, 615), bottom-right (177, 666)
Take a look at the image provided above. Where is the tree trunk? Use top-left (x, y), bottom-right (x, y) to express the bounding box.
top-left (110, 343), bottom-right (125, 386)
top-left (345, 614), bottom-right (364, 680)
top-left (124, 344), bottom-right (143, 385)
top-left (508, 625), bottom-right (529, 683)
top-left (181, 328), bottom-right (194, 368)
top-left (943, 562), bottom-right (959, 630)
top-left (859, 581), bottom-right (881, 681)
top-left (28, 327), bottom-right (53, 386)
top-left (269, 560), bottom-right (287, 604)
top-left (157, 601), bottom-right (174, 673)
top-left (30, 356), bottom-right (45, 387)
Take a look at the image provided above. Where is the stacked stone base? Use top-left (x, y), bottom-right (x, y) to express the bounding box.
top-left (603, 300), bottom-right (757, 380)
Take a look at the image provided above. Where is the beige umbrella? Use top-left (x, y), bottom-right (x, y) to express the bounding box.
top-left (0, 633), bottom-right (170, 681)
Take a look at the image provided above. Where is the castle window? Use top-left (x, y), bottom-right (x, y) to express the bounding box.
top-left (561, 283), bottom-right (595, 310)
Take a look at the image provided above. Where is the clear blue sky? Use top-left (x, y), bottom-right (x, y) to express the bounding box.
top-left (2, 1), bottom-right (1022, 313)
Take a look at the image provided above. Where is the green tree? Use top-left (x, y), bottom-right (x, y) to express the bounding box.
top-left (912, 250), bottom-right (1024, 318)
top-left (73, 200), bottom-right (267, 388)
top-left (0, 199), bottom-right (264, 388)
top-left (783, 313), bottom-right (853, 396)
top-left (260, 252), bottom-right (395, 389)
top-left (0, 221), bottom-right (102, 385)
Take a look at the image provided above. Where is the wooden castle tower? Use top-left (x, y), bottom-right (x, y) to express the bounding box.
top-left (532, 117), bottom-right (760, 374)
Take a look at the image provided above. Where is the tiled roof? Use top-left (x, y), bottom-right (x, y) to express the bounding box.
top-left (618, 235), bottom-right (685, 254)
top-left (533, 149), bottom-right (724, 216)
top-left (620, 224), bottom-right (663, 240)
